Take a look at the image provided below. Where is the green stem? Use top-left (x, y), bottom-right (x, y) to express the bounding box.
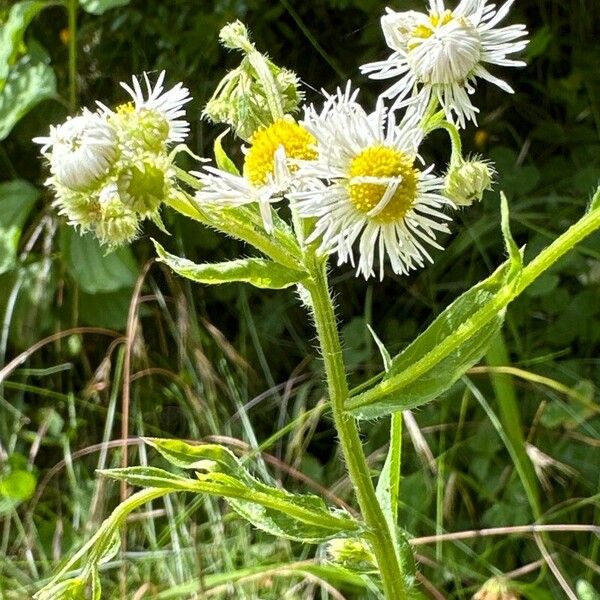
top-left (305, 256), bottom-right (407, 599)
top-left (348, 205), bottom-right (600, 413)
top-left (66, 0), bottom-right (78, 111)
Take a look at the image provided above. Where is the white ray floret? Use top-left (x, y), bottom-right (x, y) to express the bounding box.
top-left (194, 146), bottom-right (290, 233)
top-left (33, 109), bottom-right (117, 191)
top-left (118, 70), bottom-right (192, 142)
top-left (292, 84), bottom-right (453, 280)
top-left (361, 0), bottom-right (528, 128)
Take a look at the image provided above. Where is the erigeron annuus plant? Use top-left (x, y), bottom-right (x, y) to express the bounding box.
top-left (34, 4), bottom-right (600, 599)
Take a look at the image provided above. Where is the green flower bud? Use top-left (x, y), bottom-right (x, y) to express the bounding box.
top-left (120, 157), bottom-right (170, 216)
top-left (95, 183), bottom-right (140, 246)
top-left (204, 21), bottom-right (304, 140)
top-left (444, 157), bottom-right (495, 206)
top-left (326, 537), bottom-right (376, 569)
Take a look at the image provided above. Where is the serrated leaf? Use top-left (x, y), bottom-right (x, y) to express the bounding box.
top-left (0, 42), bottom-right (56, 140)
top-left (154, 240), bottom-right (308, 289)
top-left (79, 0), bottom-right (130, 15)
top-left (348, 257), bottom-right (519, 419)
top-left (108, 439), bottom-right (360, 543)
top-left (0, 179), bottom-right (39, 274)
top-left (61, 228), bottom-right (138, 294)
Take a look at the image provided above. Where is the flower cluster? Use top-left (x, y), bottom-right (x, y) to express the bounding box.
top-left (36, 0), bottom-right (527, 277)
top-left (35, 71), bottom-right (192, 246)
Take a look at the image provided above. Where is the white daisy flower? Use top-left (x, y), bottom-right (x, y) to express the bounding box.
top-left (292, 85), bottom-right (453, 280)
top-left (361, 0), bottom-right (528, 128)
top-left (33, 109), bottom-right (117, 191)
top-left (117, 70), bottom-right (192, 143)
top-left (195, 118), bottom-right (317, 231)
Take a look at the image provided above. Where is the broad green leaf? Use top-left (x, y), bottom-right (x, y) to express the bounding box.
top-left (0, 41), bottom-right (56, 140)
top-left (79, 0), bottom-right (130, 15)
top-left (61, 228), bottom-right (138, 294)
top-left (214, 129), bottom-right (241, 175)
top-left (119, 438), bottom-right (360, 543)
top-left (348, 197), bottom-right (523, 419)
top-left (0, 179), bottom-right (39, 274)
top-left (348, 259), bottom-right (515, 419)
top-left (154, 240), bottom-right (308, 289)
top-left (0, 0), bottom-right (47, 91)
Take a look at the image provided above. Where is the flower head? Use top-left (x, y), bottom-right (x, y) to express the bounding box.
top-left (473, 577), bottom-right (520, 600)
top-left (361, 0), bottom-right (528, 128)
top-left (34, 71), bottom-right (190, 247)
top-left (292, 84), bottom-right (453, 279)
top-left (195, 118), bottom-right (316, 231)
top-left (113, 70), bottom-right (192, 144)
top-left (33, 109), bottom-right (116, 191)
top-left (444, 156), bottom-right (495, 205)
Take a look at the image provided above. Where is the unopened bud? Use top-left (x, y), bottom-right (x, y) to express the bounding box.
top-left (204, 21), bottom-right (303, 140)
top-left (445, 157), bottom-right (495, 207)
top-left (326, 537), bottom-right (375, 569)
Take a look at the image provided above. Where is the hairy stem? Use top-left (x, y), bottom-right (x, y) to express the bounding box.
top-left (305, 256), bottom-right (407, 599)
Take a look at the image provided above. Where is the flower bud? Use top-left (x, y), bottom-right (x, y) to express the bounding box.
top-left (326, 537), bottom-right (375, 569)
top-left (473, 577), bottom-right (520, 600)
top-left (204, 21), bottom-right (303, 140)
top-left (219, 20), bottom-right (253, 53)
top-left (444, 157), bottom-right (495, 206)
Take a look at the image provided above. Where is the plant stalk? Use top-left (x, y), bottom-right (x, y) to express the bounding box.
top-left (305, 256), bottom-right (407, 599)
top-left (66, 0), bottom-right (78, 111)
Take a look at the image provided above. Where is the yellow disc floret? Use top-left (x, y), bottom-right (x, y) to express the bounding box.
top-left (243, 119), bottom-right (317, 187)
top-left (410, 10), bottom-right (454, 46)
top-left (348, 145), bottom-right (419, 223)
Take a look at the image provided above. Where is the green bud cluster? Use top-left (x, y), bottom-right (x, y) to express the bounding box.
top-left (43, 106), bottom-right (177, 247)
top-left (203, 20), bottom-right (303, 140)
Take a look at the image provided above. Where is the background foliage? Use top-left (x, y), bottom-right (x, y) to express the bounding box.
top-left (1, 0), bottom-right (599, 598)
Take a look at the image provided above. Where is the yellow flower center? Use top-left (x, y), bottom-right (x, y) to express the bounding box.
top-left (243, 119), bottom-right (317, 187)
top-left (116, 101), bottom-right (135, 114)
top-left (409, 10), bottom-right (454, 46)
top-left (348, 145), bottom-right (419, 223)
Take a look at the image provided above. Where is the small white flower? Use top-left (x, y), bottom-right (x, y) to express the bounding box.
top-left (195, 118), bottom-right (317, 231)
top-left (194, 146), bottom-right (290, 232)
top-left (361, 0), bottom-right (528, 128)
top-left (118, 70), bottom-right (192, 143)
top-left (292, 85), bottom-right (453, 280)
top-left (33, 109), bottom-right (116, 191)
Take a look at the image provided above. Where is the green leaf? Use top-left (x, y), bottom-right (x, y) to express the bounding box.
top-left (0, 179), bottom-right (39, 274)
top-left (61, 228), bottom-right (138, 294)
top-left (348, 257), bottom-right (520, 419)
top-left (154, 240), bottom-right (308, 289)
top-left (79, 0), bottom-right (130, 15)
top-left (0, 0), bottom-right (47, 91)
top-left (0, 41), bottom-right (56, 140)
top-left (0, 469), bottom-right (37, 515)
top-left (34, 578), bottom-right (86, 600)
top-left (127, 438), bottom-right (360, 543)
top-left (214, 129), bottom-right (241, 175)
